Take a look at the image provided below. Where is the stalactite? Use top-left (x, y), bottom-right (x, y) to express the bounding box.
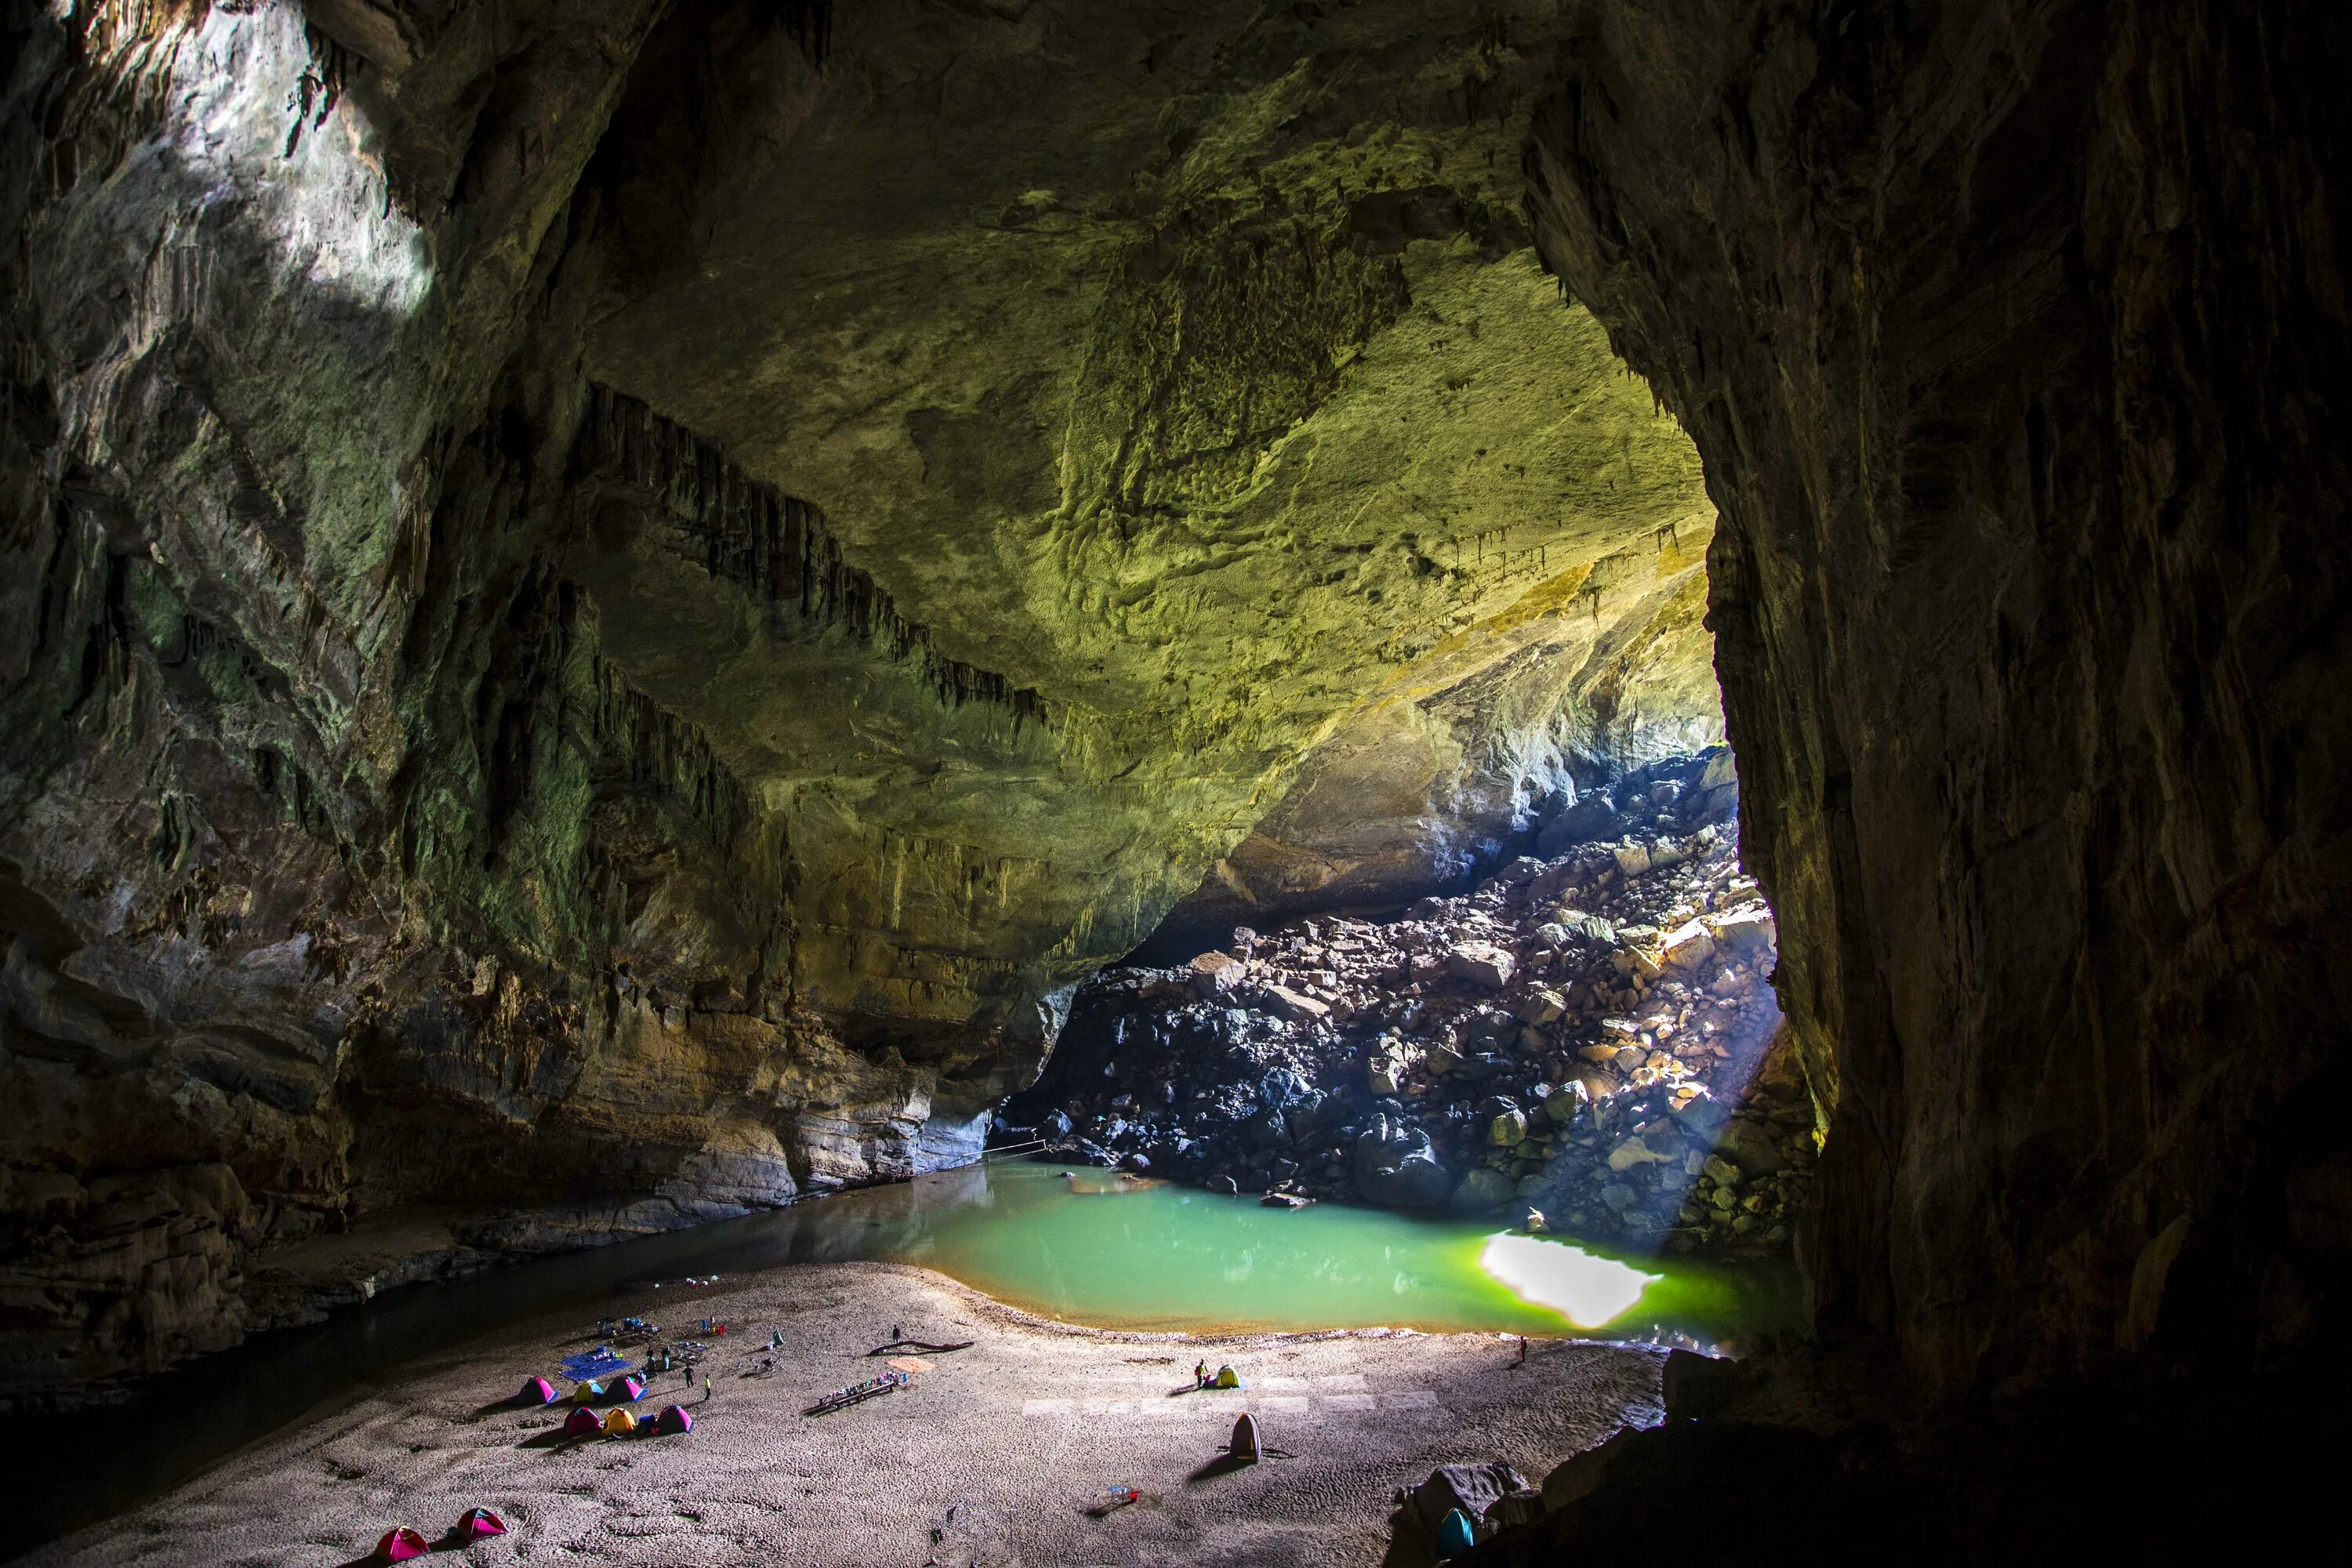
top-left (575, 385), bottom-right (1053, 737)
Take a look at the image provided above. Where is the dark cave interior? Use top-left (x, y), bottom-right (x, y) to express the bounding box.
top-left (3, 0), bottom-right (2349, 1560)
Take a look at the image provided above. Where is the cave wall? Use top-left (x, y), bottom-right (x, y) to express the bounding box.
top-left (1528, 0), bottom-right (2352, 1396)
top-left (0, 0), bottom-right (939, 1398)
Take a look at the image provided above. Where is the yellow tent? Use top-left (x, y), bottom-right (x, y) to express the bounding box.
top-left (602, 1406), bottom-right (639, 1436)
top-left (1214, 1365), bottom-right (1243, 1388)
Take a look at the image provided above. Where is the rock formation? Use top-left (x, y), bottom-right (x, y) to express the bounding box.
top-left (1018, 745), bottom-right (1818, 1253)
top-left (1525, 0), bottom-right (2352, 1408)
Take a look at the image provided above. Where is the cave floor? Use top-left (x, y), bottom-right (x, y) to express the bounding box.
top-left (34, 1262), bottom-right (1662, 1568)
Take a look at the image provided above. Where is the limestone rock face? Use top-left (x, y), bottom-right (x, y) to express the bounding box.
top-left (0, 0), bottom-right (1719, 1398)
top-left (1527, 0), bottom-right (2352, 1396)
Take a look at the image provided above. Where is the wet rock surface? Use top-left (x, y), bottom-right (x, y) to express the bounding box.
top-left (1011, 750), bottom-right (1816, 1254)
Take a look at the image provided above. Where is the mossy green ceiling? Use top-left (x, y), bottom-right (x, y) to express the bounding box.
top-left (571, 0), bottom-right (1721, 1034)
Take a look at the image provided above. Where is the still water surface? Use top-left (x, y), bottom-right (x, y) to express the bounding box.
top-left (22, 1162), bottom-right (1793, 1549)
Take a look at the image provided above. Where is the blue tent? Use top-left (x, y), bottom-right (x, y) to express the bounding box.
top-left (1435, 1507), bottom-right (1475, 1559)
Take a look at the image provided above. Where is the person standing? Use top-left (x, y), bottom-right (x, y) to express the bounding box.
top-left (702, 1373), bottom-right (713, 1403)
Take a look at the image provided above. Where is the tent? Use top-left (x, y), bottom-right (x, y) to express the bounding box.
top-left (574, 1379), bottom-right (605, 1403)
top-left (519, 1376), bottom-right (557, 1405)
top-left (618, 1374), bottom-right (646, 1402)
top-left (376, 1526), bottom-right (430, 1562)
top-left (652, 1404), bottom-right (694, 1435)
top-left (563, 1406), bottom-right (603, 1437)
top-left (1434, 1508), bottom-right (1475, 1559)
top-left (1213, 1364), bottom-right (1245, 1389)
top-left (602, 1407), bottom-right (639, 1436)
top-left (1228, 1412), bottom-right (1261, 1463)
top-left (455, 1508), bottom-right (506, 1541)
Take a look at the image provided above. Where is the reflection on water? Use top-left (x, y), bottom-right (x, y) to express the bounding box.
top-left (1479, 1233), bottom-right (1662, 1327)
top-left (18, 1162), bottom-right (1795, 1551)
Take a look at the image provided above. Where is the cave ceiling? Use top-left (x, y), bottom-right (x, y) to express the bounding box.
top-left (568, 0), bottom-right (1722, 1029)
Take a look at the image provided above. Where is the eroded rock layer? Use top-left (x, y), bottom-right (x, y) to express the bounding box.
top-left (0, 0), bottom-right (1722, 1400)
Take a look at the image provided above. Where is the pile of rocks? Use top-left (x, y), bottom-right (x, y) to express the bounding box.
top-left (1005, 749), bottom-right (1819, 1254)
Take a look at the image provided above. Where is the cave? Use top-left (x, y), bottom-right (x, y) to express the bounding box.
top-left (3, 0), bottom-right (2347, 1562)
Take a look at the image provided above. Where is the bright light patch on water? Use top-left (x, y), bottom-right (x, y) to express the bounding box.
top-left (1479, 1234), bottom-right (1661, 1328)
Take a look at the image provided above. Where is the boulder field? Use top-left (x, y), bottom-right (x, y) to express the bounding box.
top-left (1014, 746), bottom-right (1817, 1256)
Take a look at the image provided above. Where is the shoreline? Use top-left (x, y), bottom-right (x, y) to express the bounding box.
top-left (34, 1259), bottom-right (1665, 1568)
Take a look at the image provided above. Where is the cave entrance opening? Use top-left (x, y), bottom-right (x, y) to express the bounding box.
top-left (1008, 714), bottom-right (1815, 1270)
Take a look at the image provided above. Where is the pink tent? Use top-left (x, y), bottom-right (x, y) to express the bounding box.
top-left (376, 1526), bottom-right (429, 1562)
top-left (652, 1404), bottom-right (693, 1435)
top-left (619, 1374), bottom-right (646, 1402)
top-left (563, 1406), bottom-right (603, 1436)
top-left (456, 1508), bottom-right (507, 1541)
top-left (520, 1376), bottom-right (557, 1405)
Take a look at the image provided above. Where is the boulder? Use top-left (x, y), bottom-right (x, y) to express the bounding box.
top-left (1446, 942), bottom-right (1516, 988)
top-left (1704, 907), bottom-right (1777, 957)
top-left (1606, 1134), bottom-right (1671, 1172)
top-left (1367, 1038), bottom-right (1423, 1096)
top-left (1486, 1488), bottom-right (1548, 1532)
top-left (1243, 1107), bottom-right (1290, 1150)
top-left (1612, 842), bottom-right (1653, 878)
top-left (1258, 1068), bottom-right (1316, 1109)
top-left (1352, 1118), bottom-right (1455, 1209)
top-left (1552, 908), bottom-right (1617, 943)
top-left (1671, 1093), bottom-right (1733, 1137)
top-left (1408, 1461), bottom-right (1531, 1536)
top-left (1451, 1167), bottom-right (1515, 1211)
top-left (1536, 792), bottom-right (1620, 855)
top-left (1716, 1119), bottom-right (1787, 1175)
top-left (1515, 988), bottom-right (1568, 1026)
top-left (1659, 920), bottom-right (1716, 971)
top-left (1265, 984), bottom-right (1330, 1023)
top-left (1189, 950), bottom-right (1244, 998)
top-left (1490, 1109), bottom-right (1529, 1148)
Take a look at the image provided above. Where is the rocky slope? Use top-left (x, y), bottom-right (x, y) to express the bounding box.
top-left (0, 0), bottom-right (1722, 1402)
top-left (1015, 748), bottom-right (1818, 1254)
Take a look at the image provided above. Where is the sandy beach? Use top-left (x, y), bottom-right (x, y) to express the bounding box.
top-left (35, 1261), bottom-right (1664, 1567)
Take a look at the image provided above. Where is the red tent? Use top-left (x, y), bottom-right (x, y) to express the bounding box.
top-left (376, 1526), bottom-right (429, 1562)
top-left (456, 1508), bottom-right (507, 1540)
top-left (563, 1406), bottom-right (603, 1437)
top-left (652, 1404), bottom-right (693, 1435)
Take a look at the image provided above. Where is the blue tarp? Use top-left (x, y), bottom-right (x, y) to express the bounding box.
top-left (559, 1347), bottom-right (633, 1382)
